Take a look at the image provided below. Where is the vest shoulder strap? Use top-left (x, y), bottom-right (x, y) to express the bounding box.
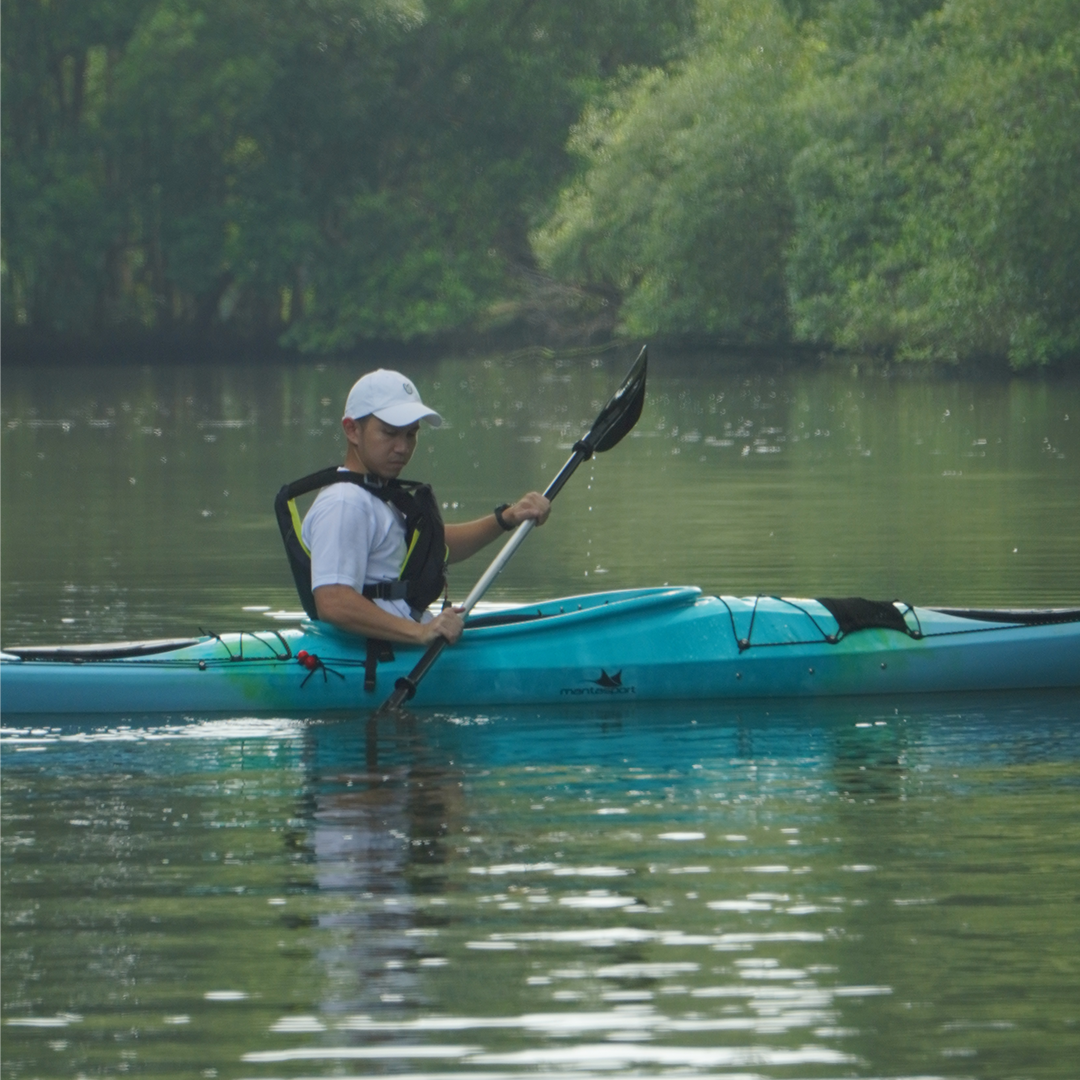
top-left (278, 466), bottom-right (422, 506)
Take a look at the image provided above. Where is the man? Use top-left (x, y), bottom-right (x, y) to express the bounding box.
top-left (297, 369), bottom-right (549, 646)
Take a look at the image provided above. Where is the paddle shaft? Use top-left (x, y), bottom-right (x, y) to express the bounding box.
top-left (378, 442), bottom-right (591, 711)
top-left (376, 345), bottom-right (647, 713)
top-left (457, 447), bottom-right (585, 612)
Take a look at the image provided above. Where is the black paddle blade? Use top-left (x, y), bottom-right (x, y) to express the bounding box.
top-left (586, 345), bottom-right (648, 454)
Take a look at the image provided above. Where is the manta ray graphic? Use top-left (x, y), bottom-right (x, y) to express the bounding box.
top-left (589, 669), bottom-right (623, 688)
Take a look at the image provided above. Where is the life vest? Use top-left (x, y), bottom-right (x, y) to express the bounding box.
top-left (275, 466), bottom-right (448, 622)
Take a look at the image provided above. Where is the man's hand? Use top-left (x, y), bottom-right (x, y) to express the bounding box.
top-left (314, 586), bottom-right (465, 646)
top-left (423, 606), bottom-right (465, 645)
top-left (502, 491), bottom-right (551, 529)
top-left (445, 491), bottom-right (552, 564)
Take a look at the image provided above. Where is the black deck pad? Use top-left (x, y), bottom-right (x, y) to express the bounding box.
top-left (5, 638), bottom-right (200, 661)
top-left (930, 607), bottom-right (1080, 626)
top-left (816, 597), bottom-right (910, 635)
top-left (465, 611), bottom-right (547, 629)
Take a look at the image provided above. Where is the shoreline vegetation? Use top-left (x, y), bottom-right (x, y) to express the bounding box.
top-left (3, 0), bottom-right (1077, 372)
top-left (1, 326), bottom-right (1038, 383)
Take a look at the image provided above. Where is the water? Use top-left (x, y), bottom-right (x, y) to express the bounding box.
top-left (3, 350), bottom-right (1080, 1076)
top-left (3, 351), bottom-right (1079, 644)
top-left (3, 698), bottom-right (1079, 1077)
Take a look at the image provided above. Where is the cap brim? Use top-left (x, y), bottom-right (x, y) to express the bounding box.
top-left (372, 403), bottom-right (443, 428)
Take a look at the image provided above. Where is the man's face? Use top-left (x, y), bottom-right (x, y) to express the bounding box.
top-left (345, 416), bottom-right (420, 478)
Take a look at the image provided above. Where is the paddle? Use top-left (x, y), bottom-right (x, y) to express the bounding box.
top-left (377, 345), bottom-right (649, 714)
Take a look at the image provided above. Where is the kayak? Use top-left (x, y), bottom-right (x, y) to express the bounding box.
top-left (3, 587), bottom-right (1078, 715)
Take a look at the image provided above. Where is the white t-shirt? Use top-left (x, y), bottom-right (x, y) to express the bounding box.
top-left (301, 477), bottom-right (417, 620)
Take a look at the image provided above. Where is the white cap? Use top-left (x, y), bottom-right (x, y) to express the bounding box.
top-left (342, 369), bottom-right (443, 428)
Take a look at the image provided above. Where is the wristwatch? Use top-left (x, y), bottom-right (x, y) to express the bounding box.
top-left (494, 503), bottom-right (514, 531)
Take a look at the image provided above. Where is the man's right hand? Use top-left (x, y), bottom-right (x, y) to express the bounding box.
top-left (314, 585), bottom-right (466, 646)
top-left (423, 606), bottom-right (465, 645)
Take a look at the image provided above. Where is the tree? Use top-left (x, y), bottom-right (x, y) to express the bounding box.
top-left (534, 0), bottom-right (809, 343)
top-left (2, 0), bottom-right (696, 350)
top-left (786, 0), bottom-right (1080, 367)
top-left (1, 0), bottom-right (151, 333)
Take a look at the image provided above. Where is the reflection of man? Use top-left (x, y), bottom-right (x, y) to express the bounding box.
top-left (285, 370), bottom-right (549, 645)
top-left (307, 725), bottom-right (467, 1018)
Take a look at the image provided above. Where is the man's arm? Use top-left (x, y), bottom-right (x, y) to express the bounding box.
top-left (314, 585), bottom-right (463, 645)
top-left (444, 491), bottom-right (551, 564)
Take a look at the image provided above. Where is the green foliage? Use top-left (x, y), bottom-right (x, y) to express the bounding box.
top-left (532, 0), bottom-right (1077, 366)
top-left (534, 0), bottom-right (810, 343)
top-left (285, 0), bottom-right (696, 348)
top-left (787, 0), bottom-right (1080, 366)
top-left (5, 0), bottom-right (1076, 366)
top-left (1, 0), bottom-right (149, 331)
top-left (798, 0), bottom-right (945, 66)
top-left (1, 0), bottom-right (695, 347)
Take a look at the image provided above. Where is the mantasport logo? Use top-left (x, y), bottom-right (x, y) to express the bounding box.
top-left (559, 669), bottom-right (636, 696)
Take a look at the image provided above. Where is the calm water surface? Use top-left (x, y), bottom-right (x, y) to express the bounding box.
top-left (2, 351), bottom-right (1079, 1077)
top-left (3, 350), bottom-right (1079, 643)
top-left (3, 698), bottom-right (1079, 1078)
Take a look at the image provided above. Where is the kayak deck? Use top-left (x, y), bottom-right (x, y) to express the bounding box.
top-left (2, 587), bottom-right (1078, 714)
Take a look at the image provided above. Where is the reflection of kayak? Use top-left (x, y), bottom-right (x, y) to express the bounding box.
top-left (2, 587), bottom-right (1079, 715)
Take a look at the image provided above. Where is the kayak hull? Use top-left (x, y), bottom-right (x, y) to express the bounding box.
top-left (3, 587), bottom-right (1078, 715)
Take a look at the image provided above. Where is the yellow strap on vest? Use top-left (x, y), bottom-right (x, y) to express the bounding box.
top-left (288, 499), bottom-right (310, 557)
top-left (398, 531), bottom-right (449, 580)
top-left (401, 528), bottom-right (420, 574)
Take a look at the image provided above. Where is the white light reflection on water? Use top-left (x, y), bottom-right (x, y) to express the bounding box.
top-left (238, 1075), bottom-right (941, 1080)
top-left (485, 928), bottom-right (825, 946)
top-left (243, 1043), bottom-right (855, 1067)
top-left (4, 1014), bottom-right (83, 1028)
top-left (463, 1044), bottom-right (855, 1067)
top-left (242, 1044), bottom-right (482, 1062)
top-left (243, 973), bottom-right (893, 1072)
top-left (559, 892), bottom-right (640, 909)
top-left (0, 716), bottom-right (307, 746)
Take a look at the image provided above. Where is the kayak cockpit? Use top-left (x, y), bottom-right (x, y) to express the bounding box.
top-left (461, 586), bottom-right (705, 634)
top-left (293, 586), bottom-right (707, 643)
top-left (465, 586), bottom-right (704, 630)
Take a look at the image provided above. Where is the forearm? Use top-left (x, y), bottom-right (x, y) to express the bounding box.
top-left (313, 585), bottom-right (430, 644)
top-left (445, 515), bottom-right (505, 564)
top-left (444, 493), bottom-right (551, 564)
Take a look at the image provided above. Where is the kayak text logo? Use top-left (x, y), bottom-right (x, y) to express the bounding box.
top-left (560, 669), bottom-right (636, 696)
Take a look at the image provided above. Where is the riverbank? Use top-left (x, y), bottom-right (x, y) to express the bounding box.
top-left (6, 325), bottom-right (1071, 379)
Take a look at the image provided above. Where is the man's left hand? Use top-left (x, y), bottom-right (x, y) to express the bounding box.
top-left (504, 492), bottom-right (551, 528)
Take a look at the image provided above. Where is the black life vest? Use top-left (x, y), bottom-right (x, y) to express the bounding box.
top-left (275, 466), bottom-right (448, 621)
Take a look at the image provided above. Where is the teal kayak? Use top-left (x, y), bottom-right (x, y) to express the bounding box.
top-left (2, 587), bottom-right (1078, 715)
